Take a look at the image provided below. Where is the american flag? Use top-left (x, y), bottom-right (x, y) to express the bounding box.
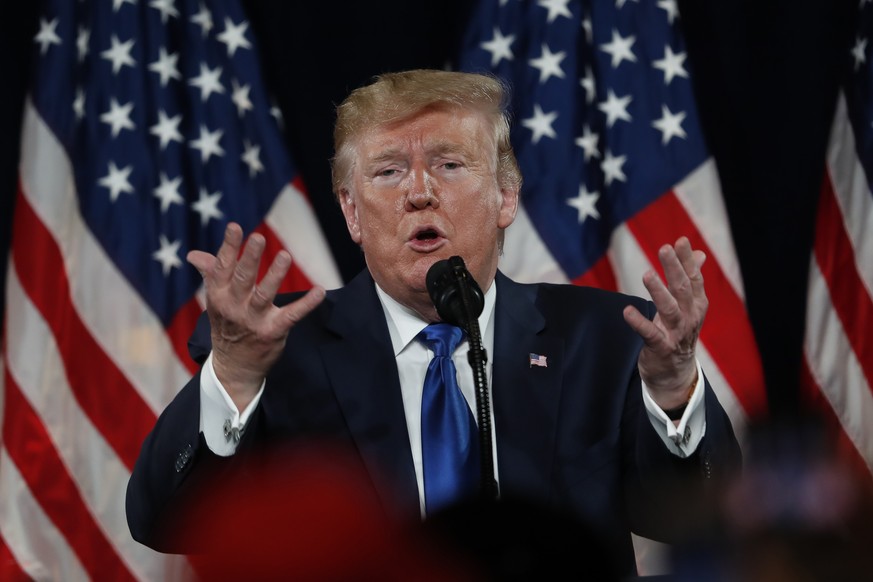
top-left (529, 353), bottom-right (548, 367)
top-left (458, 1), bottom-right (767, 451)
top-left (801, 0), bottom-right (873, 484)
top-left (1, 0), bottom-right (340, 579)
top-left (458, 3), bottom-right (770, 568)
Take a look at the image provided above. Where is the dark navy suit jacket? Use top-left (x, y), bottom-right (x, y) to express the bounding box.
top-left (126, 269), bottom-right (741, 570)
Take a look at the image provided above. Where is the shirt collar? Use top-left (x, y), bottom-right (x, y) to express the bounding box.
top-left (375, 278), bottom-right (497, 356)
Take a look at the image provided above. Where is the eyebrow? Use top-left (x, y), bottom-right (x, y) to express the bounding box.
top-left (366, 141), bottom-right (471, 165)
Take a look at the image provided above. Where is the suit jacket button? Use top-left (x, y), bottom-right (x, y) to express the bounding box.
top-left (175, 443), bottom-right (193, 473)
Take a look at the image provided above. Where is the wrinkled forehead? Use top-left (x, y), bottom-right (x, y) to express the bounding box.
top-left (355, 105), bottom-right (497, 160)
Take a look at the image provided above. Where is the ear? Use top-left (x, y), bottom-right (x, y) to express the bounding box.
top-left (339, 188), bottom-right (362, 244)
top-left (497, 183), bottom-right (519, 230)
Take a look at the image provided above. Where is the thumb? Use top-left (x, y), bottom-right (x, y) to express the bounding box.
top-left (187, 250), bottom-right (216, 277)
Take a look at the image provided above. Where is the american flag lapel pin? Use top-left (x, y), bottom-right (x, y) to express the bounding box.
top-left (529, 353), bottom-right (548, 368)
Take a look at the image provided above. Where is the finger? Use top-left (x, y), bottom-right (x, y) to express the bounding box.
top-left (623, 305), bottom-right (666, 351)
top-left (230, 233), bottom-right (266, 301)
top-left (659, 242), bottom-right (694, 311)
top-left (642, 269), bottom-right (682, 328)
top-left (212, 223), bottom-right (244, 285)
top-left (686, 248), bottom-right (707, 298)
top-left (273, 286), bottom-right (326, 335)
top-left (250, 250), bottom-right (292, 311)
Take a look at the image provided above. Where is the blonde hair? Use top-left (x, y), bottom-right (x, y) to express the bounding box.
top-left (331, 69), bottom-right (522, 197)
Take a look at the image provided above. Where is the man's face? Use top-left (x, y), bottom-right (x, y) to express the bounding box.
top-left (339, 106), bottom-right (519, 320)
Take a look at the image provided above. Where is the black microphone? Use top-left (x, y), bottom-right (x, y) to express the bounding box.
top-left (425, 256), bottom-right (498, 502)
top-left (425, 256), bottom-right (484, 329)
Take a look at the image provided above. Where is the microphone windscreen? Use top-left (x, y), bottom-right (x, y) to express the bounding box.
top-left (426, 257), bottom-right (484, 328)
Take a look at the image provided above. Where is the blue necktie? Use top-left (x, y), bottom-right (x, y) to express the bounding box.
top-left (419, 323), bottom-right (480, 514)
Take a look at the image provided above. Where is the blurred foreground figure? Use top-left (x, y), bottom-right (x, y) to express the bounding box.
top-left (671, 420), bottom-right (873, 581)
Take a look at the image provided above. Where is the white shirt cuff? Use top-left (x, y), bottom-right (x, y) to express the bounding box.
top-left (641, 360), bottom-right (706, 458)
top-left (199, 351), bottom-right (266, 457)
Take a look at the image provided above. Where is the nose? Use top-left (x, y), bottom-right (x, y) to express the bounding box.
top-left (405, 167), bottom-right (438, 211)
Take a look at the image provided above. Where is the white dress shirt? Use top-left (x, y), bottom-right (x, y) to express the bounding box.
top-left (200, 280), bottom-right (707, 515)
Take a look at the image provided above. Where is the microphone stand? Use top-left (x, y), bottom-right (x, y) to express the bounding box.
top-left (445, 258), bottom-right (498, 502)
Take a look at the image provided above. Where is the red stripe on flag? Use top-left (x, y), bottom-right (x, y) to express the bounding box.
top-left (814, 171), bottom-right (873, 393)
top-left (252, 222), bottom-right (316, 294)
top-left (166, 297), bottom-right (202, 375)
top-left (573, 253), bottom-right (619, 291)
top-left (1, 368), bottom-right (135, 581)
top-left (626, 192), bottom-right (768, 418)
top-left (800, 357), bottom-right (873, 489)
top-left (11, 188), bottom-right (156, 470)
top-left (0, 533), bottom-right (32, 582)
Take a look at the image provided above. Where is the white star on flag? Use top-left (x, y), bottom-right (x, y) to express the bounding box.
top-left (98, 161), bottom-right (135, 202)
top-left (231, 80), bottom-right (253, 116)
top-left (149, 0), bottom-right (179, 23)
top-left (567, 186), bottom-right (601, 223)
top-left (522, 104), bottom-right (558, 144)
top-left (149, 48), bottom-right (181, 86)
top-left (150, 110), bottom-right (183, 150)
top-left (580, 66), bottom-right (596, 103)
top-left (598, 89), bottom-right (632, 127)
top-left (35, 18), bottom-right (62, 55)
top-left (153, 172), bottom-right (184, 212)
top-left (192, 187), bottom-right (224, 226)
top-left (189, 124), bottom-right (225, 162)
top-left (653, 46), bottom-right (688, 85)
top-left (851, 36), bottom-right (868, 70)
top-left (652, 105), bottom-right (687, 145)
top-left (101, 35), bottom-right (136, 74)
top-left (242, 140), bottom-right (264, 177)
top-left (191, 3), bottom-right (214, 37)
top-left (480, 27), bottom-right (515, 66)
top-left (76, 26), bottom-right (90, 62)
top-left (73, 88), bottom-right (85, 120)
top-left (575, 125), bottom-right (600, 161)
top-left (152, 235), bottom-right (183, 275)
top-left (217, 17), bottom-right (252, 56)
top-left (100, 98), bottom-right (135, 138)
top-left (189, 63), bottom-right (225, 101)
top-left (529, 43), bottom-right (567, 83)
top-left (537, 0), bottom-right (573, 23)
top-left (600, 149), bottom-right (627, 185)
top-left (600, 29), bottom-right (636, 68)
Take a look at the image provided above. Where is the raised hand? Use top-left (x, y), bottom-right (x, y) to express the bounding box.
top-left (187, 223), bottom-right (325, 411)
top-left (622, 237), bottom-right (708, 410)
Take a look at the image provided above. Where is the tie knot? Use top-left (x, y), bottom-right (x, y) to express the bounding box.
top-left (418, 323), bottom-right (465, 357)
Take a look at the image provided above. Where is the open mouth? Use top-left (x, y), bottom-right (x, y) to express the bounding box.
top-left (415, 229), bottom-right (439, 241)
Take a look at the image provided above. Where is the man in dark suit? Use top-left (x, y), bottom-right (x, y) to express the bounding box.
top-left (127, 69), bottom-right (740, 575)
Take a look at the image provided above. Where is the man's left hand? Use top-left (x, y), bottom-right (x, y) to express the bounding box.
top-left (623, 237), bottom-right (707, 410)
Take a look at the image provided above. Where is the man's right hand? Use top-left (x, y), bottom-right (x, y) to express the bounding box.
top-left (187, 222), bottom-right (326, 412)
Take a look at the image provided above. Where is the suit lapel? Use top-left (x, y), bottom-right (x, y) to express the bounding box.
top-left (319, 271), bottom-right (420, 521)
top-left (492, 272), bottom-right (563, 501)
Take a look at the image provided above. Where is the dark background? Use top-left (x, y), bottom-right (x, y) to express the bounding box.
top-left (0, 0), bottom-right (857, 417)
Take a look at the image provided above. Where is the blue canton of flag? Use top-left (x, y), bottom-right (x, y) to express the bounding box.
top-left (30, 0), bottom-right (300, 325)
top-left (458, 0), bottom-right (707, 280)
